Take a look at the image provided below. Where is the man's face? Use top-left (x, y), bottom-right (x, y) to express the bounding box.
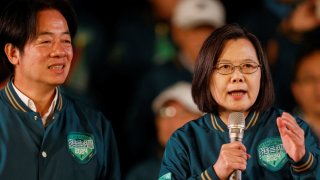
top-left (150, 0), bottom-right (179, 19)
top-left (292, 51), bottom-right (320, 117)
top-left (155, 100), bottom-right (201, 147)
top-left (13, 9), bottom-right (73, 89)
top-left (173, 25), bottom-right (214, 64)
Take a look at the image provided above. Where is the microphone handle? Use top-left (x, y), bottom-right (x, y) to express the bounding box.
top-left (229, 129), bottom-right (243, 180)
top-left (229, 169), bottom-right (241, 180)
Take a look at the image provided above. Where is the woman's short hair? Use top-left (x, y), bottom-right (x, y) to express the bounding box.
top-left (192, 23), bottom-right (274, 113)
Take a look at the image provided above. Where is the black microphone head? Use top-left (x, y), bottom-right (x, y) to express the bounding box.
top-left (227, 112), bottom-right (245, 129)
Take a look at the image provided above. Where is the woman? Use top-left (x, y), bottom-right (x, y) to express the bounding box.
top-left (158, 24), bottom-right (320, 179)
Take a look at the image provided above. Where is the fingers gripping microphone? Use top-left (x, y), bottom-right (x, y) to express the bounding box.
top-left (228, 112), bottom-right (245, 180)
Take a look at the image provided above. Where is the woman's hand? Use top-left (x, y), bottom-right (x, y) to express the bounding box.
top-left (276, 112), bottom-right (305, 162)
top-left (213, 142), bottom-right (249, 179)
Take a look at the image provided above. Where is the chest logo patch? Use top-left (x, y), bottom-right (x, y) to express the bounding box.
top-left (67, 132), bottom-right (96, 164)
top-left (257, 137), bottom-right (288, 171)
top-left (159, 172), bottom-right (172, 180)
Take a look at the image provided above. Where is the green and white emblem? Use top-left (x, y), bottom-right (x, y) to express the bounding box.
top-left (67, 132), bottom-right (96, 164)
top-left (159, 172), bottom-right (172, 180)
top-left (257, 137), bottom-right (288, 171)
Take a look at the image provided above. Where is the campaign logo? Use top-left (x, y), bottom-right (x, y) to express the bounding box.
top-left (159, 172), bottom-right (172, 180)
top-left (257, 137), bottom-right (288, 171)
top-left (67, 132), bottom-right (96, 164)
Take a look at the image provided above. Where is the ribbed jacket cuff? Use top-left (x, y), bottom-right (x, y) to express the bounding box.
top-left (290, 151), bottom-right (316, 173)
top-left (200, 166), bottom-right (219, 180)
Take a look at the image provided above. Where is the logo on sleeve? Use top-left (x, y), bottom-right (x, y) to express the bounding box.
top-left (67, 132), bottom-right (96, 164)
top-left (159, 172), bottom-right (172, 180)
top-left (257, 137), bottom-right (288, 171)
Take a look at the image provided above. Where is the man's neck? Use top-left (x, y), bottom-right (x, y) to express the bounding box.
top-left (303, 112), bottom-right (320, 139)
top-left (13, 79), bottom-right (57, 119)
top-left (304, 111), bottom-right (320, 124)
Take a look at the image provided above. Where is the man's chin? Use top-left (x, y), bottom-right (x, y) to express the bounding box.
top-left (49, 79), bottom-right (66, 87)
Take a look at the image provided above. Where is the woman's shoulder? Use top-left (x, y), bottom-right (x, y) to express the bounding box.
top-left (170, 113), bottom-right (214, 141)
top-left (180, 113), bottom-right (211, 130)
top-left (260, 107), bottom-right (306, 126)
top-left (259, 107), bottom-right (284, 120)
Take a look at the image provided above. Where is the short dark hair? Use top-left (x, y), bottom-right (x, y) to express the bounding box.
top-left (292, 42), bottom-right (320, 82)
top-left (0, 0), bottom-right (78, 73)
top-left (192, 23), bottom-right (274, 113)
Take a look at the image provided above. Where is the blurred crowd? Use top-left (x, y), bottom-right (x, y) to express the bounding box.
top-left (1, 0), bottom-right (320, 178)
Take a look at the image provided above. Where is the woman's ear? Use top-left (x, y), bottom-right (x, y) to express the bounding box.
top-left (4, 43), bottom-right (20, 65)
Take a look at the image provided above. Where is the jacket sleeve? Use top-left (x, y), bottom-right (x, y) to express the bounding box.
top-left (102, 117), bottom-right (121, 180)
top-left (291, 117), bottom-right (320, 179)
top-left (159, 135), bottom-right (219, 180)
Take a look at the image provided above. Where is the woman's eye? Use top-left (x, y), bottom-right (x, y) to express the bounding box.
top-left (221, 65), bottom-right (231, 69)
top-left (243, 63), bottom-right (254, 68)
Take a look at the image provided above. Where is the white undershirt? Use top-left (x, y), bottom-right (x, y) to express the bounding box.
top-left (12, 83), bottom-right (58, 122)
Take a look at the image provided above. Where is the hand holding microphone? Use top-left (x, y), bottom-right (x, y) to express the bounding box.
top-left (213, 112), bottom-right (248, 180)
top-left (228, 112), bottom-right (245, 180)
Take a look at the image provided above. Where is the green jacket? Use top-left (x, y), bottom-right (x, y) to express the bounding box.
top-left (159, 109), bottom-right (320, 179)
top-left (0, 81), bottom-right (121, 180)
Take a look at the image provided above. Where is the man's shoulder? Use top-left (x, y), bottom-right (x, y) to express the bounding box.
top-left (59, 87), bottom-right (105, 117)
top-left (0, 88), bottom-right (9, 107)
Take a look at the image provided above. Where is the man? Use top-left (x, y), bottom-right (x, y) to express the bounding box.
top-left (292, 46), bottom-right (320, 139)
top-left (0, 1), bottom-right (120, 179)
top-left (126, 82), bottom-right (202, 179)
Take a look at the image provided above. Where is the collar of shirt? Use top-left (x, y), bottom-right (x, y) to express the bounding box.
top-left (12, 82), bottom-right (58, 122)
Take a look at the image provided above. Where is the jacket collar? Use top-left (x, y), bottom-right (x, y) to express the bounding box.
top-left (210, 111), bottom-right (260, 132)
top-left (3, 78), bottom-right (63, 113)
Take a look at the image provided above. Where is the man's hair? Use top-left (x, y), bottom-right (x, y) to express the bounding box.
top-left (292, 41), bottom-right (320, 82)
top-left (191, 23), bottom-right (274, 113)
top-left (0, 0), bottom-right (78, 73)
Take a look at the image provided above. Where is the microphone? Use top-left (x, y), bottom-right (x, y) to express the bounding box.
top-left (227, 112), bottom-right (245, 180)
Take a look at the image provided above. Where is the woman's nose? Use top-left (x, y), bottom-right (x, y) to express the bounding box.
top-left (231, 68), bottom-right (244, 83)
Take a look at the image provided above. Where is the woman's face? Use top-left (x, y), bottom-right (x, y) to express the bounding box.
top-left (210, 38), bottom-right (261, 115)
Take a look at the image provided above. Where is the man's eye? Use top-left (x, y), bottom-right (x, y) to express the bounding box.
top-left (41, 41), bottom-right (51, 44)
top-left (63, 40), bottom-right (71, 44)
